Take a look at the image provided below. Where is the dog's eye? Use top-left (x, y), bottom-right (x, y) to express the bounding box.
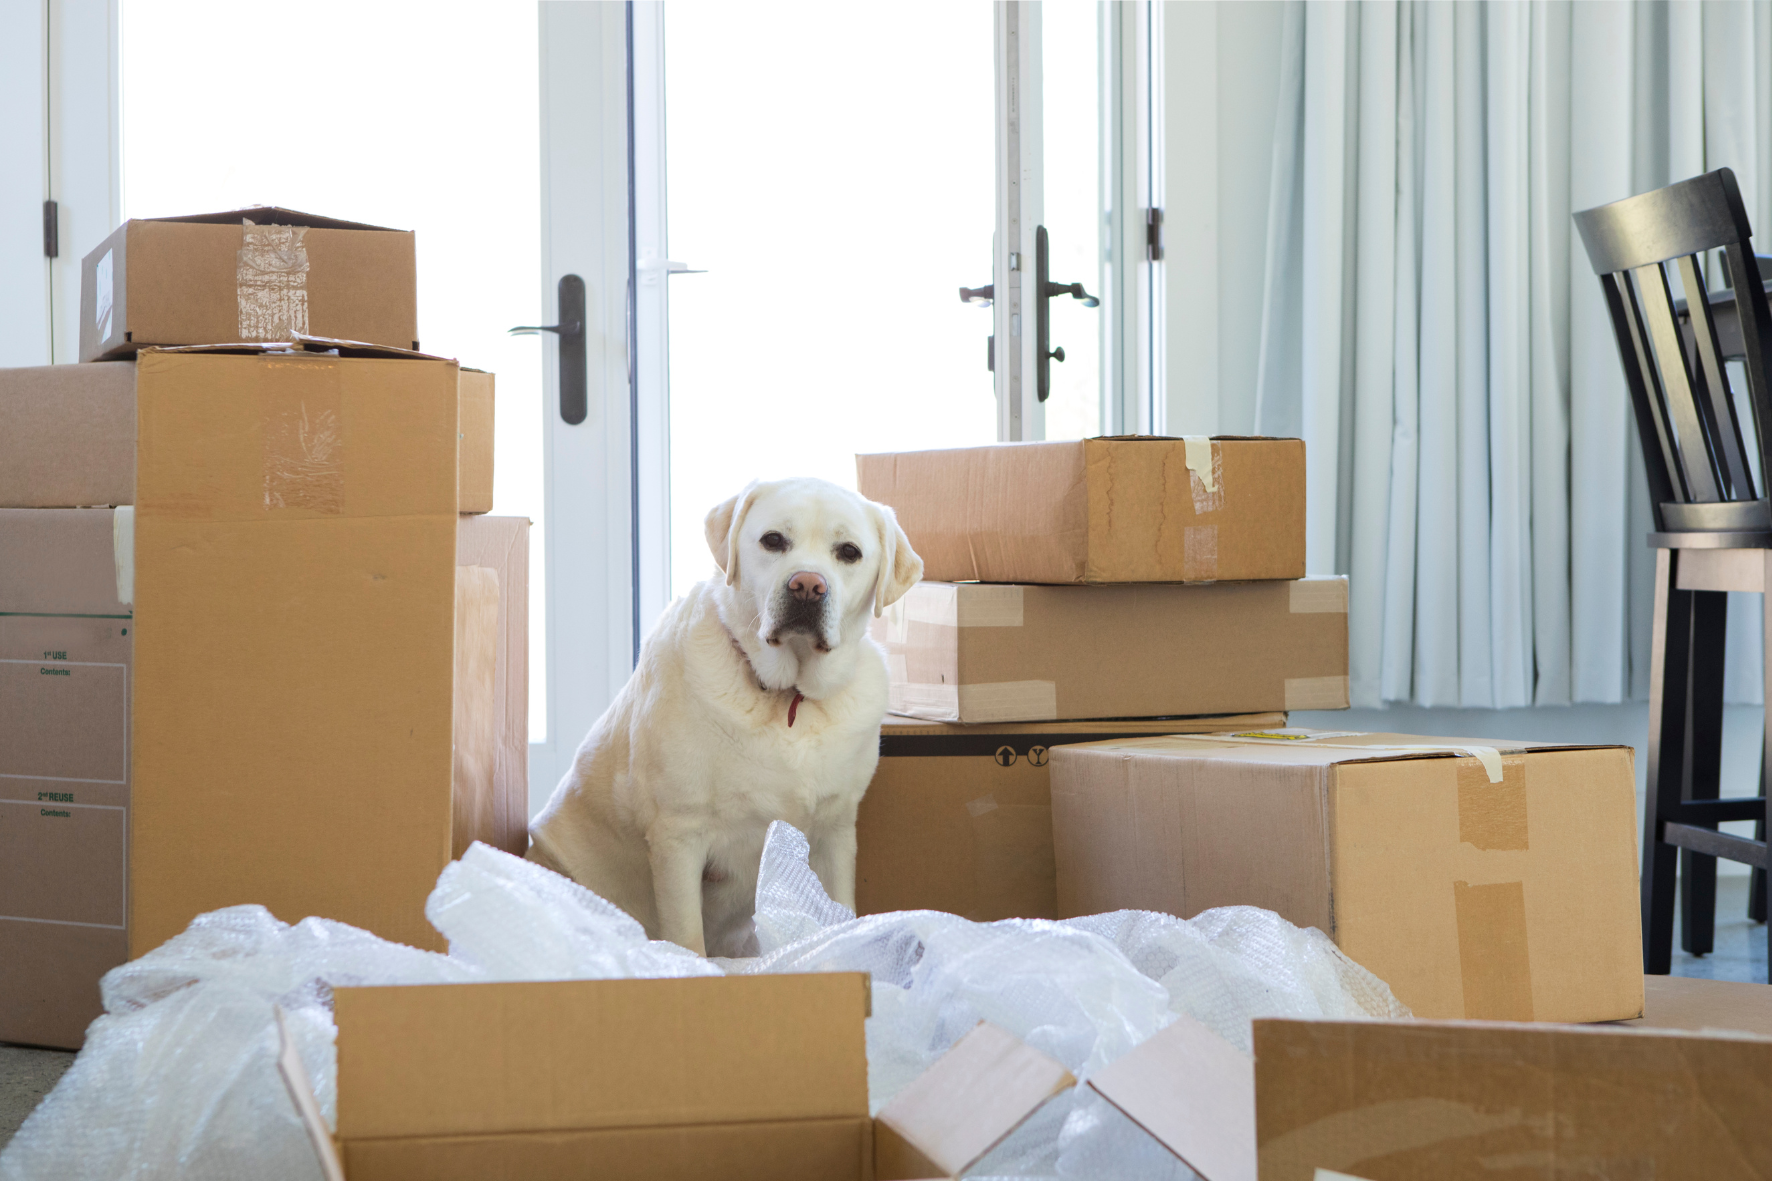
top-left (835, 542), bottom-right (863, 564)
top-left (759, 531), bottom-right (790, 553)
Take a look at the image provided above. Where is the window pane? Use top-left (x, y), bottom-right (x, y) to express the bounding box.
top-left (121, 0), bottom-right (548, 740)
top-left (664, 1), bottom-right (996, 598)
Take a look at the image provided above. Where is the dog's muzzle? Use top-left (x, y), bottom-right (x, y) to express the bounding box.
top-left (767, 579), bottom-right (832, 651)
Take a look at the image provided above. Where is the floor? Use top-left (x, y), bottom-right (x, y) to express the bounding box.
top-left (0, 881), bottom-right (1765, 1153)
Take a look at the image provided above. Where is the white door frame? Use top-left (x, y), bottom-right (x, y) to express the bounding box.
top-left (994, 1), bottom-right (1042, 443)
top-left (1103, 0), bottom-right (1162, 437)
top-left (530, 0), bottom-right (668, 809)
top-left (0, 0), bottom-right (121, 368)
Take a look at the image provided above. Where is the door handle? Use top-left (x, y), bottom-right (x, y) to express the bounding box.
top-left (510, 274), bottom-right (588, 425)
top-left (1035, 226), bottom-right (1099, 402)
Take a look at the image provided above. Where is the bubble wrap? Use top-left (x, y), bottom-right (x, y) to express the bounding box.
top-left (1, 828), bottom-right (1408, 1181)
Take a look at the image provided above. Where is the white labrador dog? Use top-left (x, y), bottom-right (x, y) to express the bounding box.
top-left (526, 477), bottom-right (923, 956)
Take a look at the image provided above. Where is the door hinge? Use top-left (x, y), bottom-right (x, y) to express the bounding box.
top-left (1146, 208), bottom-right (1163, 262)
top-left (43, 200), bottom-right (59, 259)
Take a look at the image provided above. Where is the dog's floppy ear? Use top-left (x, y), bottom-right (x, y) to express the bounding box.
top-left (871, 501), bottom-right (923, 617)
top-left (705, 482), bottom-right (761, 587)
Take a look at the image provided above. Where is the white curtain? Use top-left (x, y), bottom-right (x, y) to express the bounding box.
top-left (1254, 0), bottom-right (1772, 708)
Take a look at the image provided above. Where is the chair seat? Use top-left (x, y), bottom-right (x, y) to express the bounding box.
top-left (1673, 546), bottom-right (1772, 593)
top-left (1649, 529), bottom-right (1772, 551)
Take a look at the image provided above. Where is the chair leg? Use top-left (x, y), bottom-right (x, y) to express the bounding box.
top-left (1644, 550), bottom-right (1689, 975)
top-left (1752, 747), bottom-right (1767, 925)
top-left (1680, 591), bottom-right (1728, 956)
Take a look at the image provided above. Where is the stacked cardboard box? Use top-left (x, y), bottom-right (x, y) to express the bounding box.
top-left (862, 439), bottom-right (1643, 1027)
top-left (856, 436), bottom-right (1336, 920)
top-left (0, 209), bottom-right (525, 1049)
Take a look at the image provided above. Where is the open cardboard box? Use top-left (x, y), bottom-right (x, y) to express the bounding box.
top-left (277, 973), bottom-right (1076, 1181)
top-left (861, 713), bottom-right (1285, 920)
top-left (1088, 975), bottom-right (1772, 1181)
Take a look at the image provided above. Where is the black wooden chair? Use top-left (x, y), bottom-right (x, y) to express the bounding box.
top-left (1574, 167), bottom-right (1772, 974)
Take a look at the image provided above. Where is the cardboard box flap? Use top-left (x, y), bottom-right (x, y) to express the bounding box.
top-left (1622, 975), bottom-right (1772, 1037)
top-left (332, 974), bottom-right (870, 1141)
top-left (1253, 1017), bottom-right (1772, 1181)
top-left (1087, 1014), bottom-right (1255, 1181)
top-left (145, 206), bottom-right (404, 233)
top-left (1089, 1010), bottom-right (1772, 1181)
top-left (146, 335), bottom-right (448, 362)
top-left (276, 1007), bottom-right (347, 1181)
top-left (875, 1022), bottom-right (1075, 1179)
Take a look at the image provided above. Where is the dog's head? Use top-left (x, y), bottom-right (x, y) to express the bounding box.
top-left (705, 477), bottom-right (922, 656)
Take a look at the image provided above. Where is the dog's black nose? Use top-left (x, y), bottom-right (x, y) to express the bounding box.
top-left (788, 571), bottom-right (827, 602)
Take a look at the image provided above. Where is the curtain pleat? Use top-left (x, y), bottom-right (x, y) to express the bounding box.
top-left (1256, 0), bottom-right (1772, 707)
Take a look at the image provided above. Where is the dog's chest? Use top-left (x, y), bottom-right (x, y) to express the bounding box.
top-left (713, 711), bottom-right (874, 816)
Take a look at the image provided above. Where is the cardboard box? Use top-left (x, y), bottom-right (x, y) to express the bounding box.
top-left (0, 505), bottom-right (527, 1046)
top-left (874, 578), bottom-right (1348, 724)
top-left (861, 713), bottom-right (1285, 920)
top-left (0, 359), bottom-right (495, 513)
top-left (1051, 730), bottom-right (1643, 1022)
top-left (856, 436), bottom-right (1305, 584)
top-left (79, 208), bottom-right (418, 362)
top-left (1088, 986), bottom-right (1772, 1181)
top-left (128, 344), bottom-right (486, 957)
top-left (0, 508), bottom-right (131, 1049)
top-left (277, 973), bottom-right (1075, 1180)
top-left (456, 368), bottom-right (495, 514)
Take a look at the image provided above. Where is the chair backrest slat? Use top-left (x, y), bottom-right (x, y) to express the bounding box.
top-left (1634, 261), bottom-right (1724, 502)
top-left (1676, 254), bottom-right (1758, 499)
top-left (1604, 271), bottom-right (1687, 506)
top-left (1576, 168), bottom-right (1772, 529)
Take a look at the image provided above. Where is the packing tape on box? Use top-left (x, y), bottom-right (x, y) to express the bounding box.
top-left (112, 506), bottom-right (134, 607)
top-left (1454, 879), bottom-right (1535, 1019)
top-left (899, 585), bottom-right (1026, 629)
top-left (887, 681), bottom-right (1059, 724)
top-left (1284, 676), bottom-right (1350, 710)
top-left (1182, 436), bottom-right (1222, 506)
top-left (238, 220), bottom-right (311, 340)
top-left (1457, 756), bottom-right (1528, 850)
top-left (1183, 524), bottom-right (1217, 582)
top-left (1289, 578), bottom-right (1349, 613)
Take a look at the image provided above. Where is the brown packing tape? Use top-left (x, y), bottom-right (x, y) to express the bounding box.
top-left (260, 355), bottom-right (344, 513)
top-left (969, 798), bottom-right (1057, 920)
top-left (1283, 676), bottom-right (1349, 710)
top-left (1457, 755), bottom-right (1528, 851)
top-left (1453, 880), bottom-right (1534, 1021)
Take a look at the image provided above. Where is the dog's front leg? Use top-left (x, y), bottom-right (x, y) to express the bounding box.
top-left (807, 813), bottom-right (858, 913)
top-left (647, 823), bottom-right (711, 955)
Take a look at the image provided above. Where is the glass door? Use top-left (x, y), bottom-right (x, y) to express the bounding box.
top-left (655, 1), bottom-right (1129, 599)
top-left (659, 0), bottom-right (998, 599)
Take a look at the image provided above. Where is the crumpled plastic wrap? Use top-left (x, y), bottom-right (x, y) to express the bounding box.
top-left (1, 824), bottom-right (1408, 1181)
